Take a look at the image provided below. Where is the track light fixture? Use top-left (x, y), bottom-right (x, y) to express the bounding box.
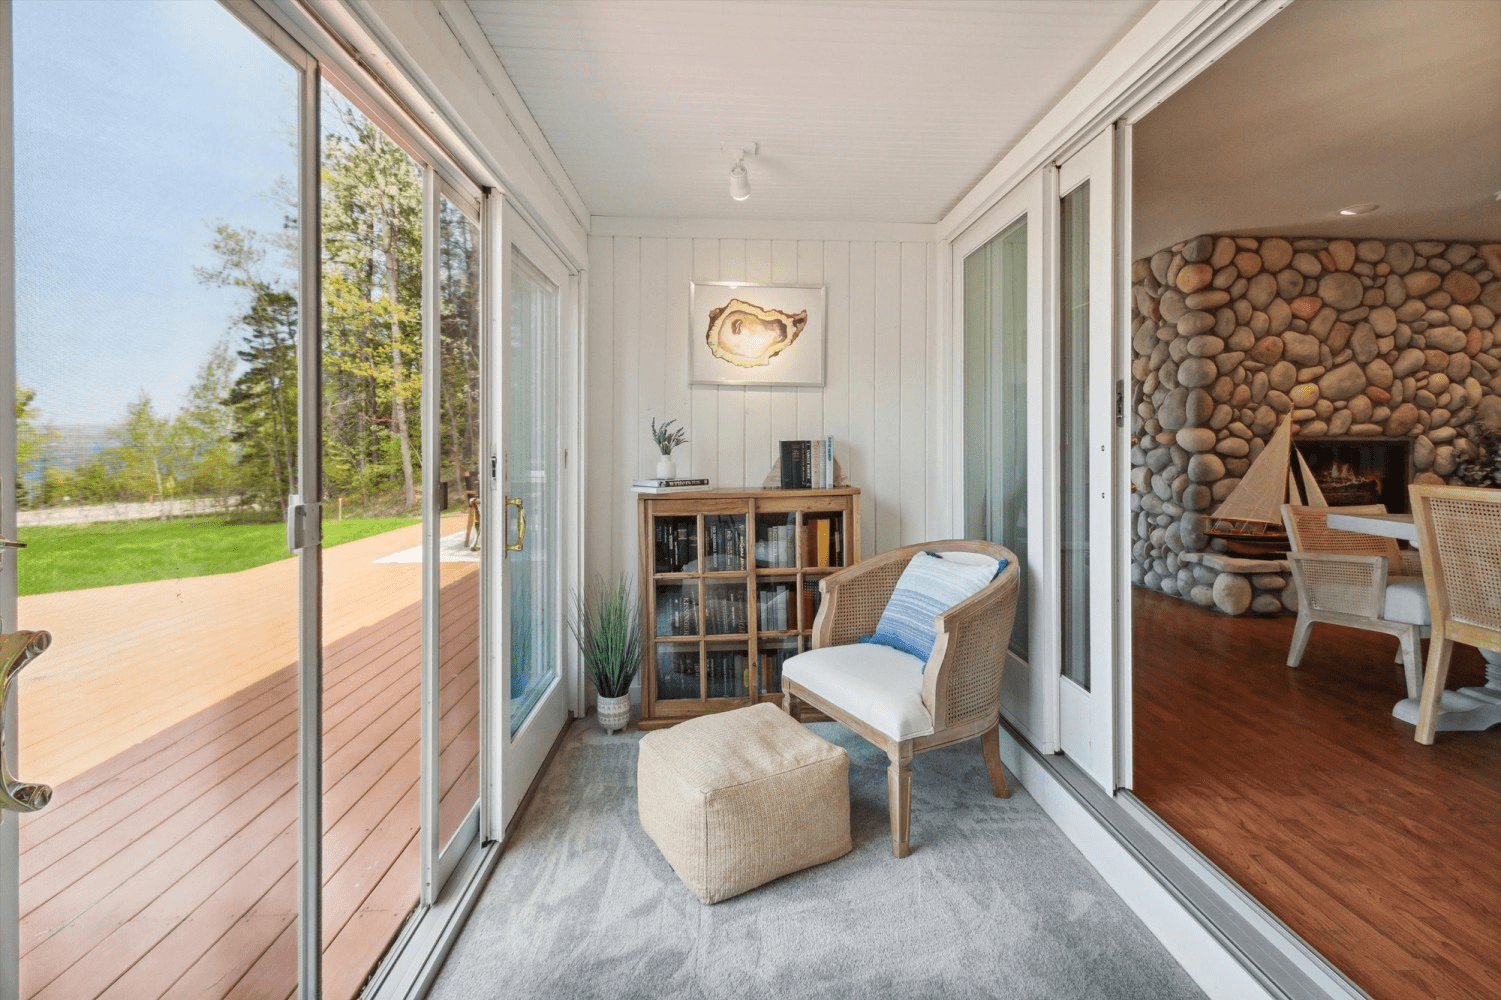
top-left (724, 143), bottom-right (758, 202)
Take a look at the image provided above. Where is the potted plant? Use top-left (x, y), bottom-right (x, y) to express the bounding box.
top-left (651, 417), bottom-right (688, 480)
top-left (567, 573), bottom-right (641, 733)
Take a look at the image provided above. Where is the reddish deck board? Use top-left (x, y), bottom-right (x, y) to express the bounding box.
top-left (19, 573), bottom-right (481, 1000)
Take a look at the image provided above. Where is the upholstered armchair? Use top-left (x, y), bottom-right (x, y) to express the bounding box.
top-left (780, 540), bottom-right (1020, 858)
top-left (1281, 503), bottom-right (1430, 698)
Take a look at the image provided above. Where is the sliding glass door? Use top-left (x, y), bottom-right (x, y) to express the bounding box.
top-left (2, 6), bottom-right (505, 998)
top-left (4, 3), bottom-right (306, 996)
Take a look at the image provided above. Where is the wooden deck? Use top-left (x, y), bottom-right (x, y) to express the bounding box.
top-left (15, 527), bottom-right (480, 1000)
top-left (1132, 587), bottom-right (1501, 1000)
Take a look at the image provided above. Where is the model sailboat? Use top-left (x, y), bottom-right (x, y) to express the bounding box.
top-left (1205, 417), bottom-right (1325, 555)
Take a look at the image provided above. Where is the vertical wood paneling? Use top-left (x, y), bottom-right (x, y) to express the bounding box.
top-left (926, 241), bottom-right (945, 539)
top-left (847, 241), bottom-right (877, 561)
top-left (823, 242), bottom-right (851, 472)
top-left (664, 238), bottom-right (694, 477)
top-left (612, 239), bottom-right (640, 575)
top-left (872, 242), bottom-right (903, 555)
top-left (689, 240), bottom-right (719, 486)
top-left (585, 236), bottom-right (614, 584)
top-left (587, 232), bottom-right (941, 578)
top-left (769, 241), bottom-right (801, 487)
top-left (796, 241), bottom-right (825, 445)
top-left (638, 237), bottom-right (667, 476)
top-left (900, 242), bottom-right (928, 543)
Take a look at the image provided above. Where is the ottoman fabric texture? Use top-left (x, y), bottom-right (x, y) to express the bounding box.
top-left (637, 703), bottom-right (852, 903)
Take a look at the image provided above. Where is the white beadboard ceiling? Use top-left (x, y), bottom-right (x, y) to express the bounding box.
top-left (1132, 0), bottom-right (1501, 258)
top-left (460, 0), bottom-right (1154, 224)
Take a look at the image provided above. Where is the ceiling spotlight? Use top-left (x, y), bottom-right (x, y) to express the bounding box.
top-left (1336, 203), bottom-right (1379, 216)
top-left (730, 155), bottom-right (750, 201)
top-left (724, 142), bottom-right (758, 202)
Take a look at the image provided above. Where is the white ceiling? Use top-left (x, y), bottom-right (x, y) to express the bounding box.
top-left (461, 0), bottom-right (1154, 224)
top-left (1132, 0), bottom-right (1501, 258)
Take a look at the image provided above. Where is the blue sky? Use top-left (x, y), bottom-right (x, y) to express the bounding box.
top-left (14, 0), bottom-right (298, 427)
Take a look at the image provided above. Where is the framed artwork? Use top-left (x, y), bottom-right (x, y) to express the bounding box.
top-left (689, 281), bottom-right (826, 386)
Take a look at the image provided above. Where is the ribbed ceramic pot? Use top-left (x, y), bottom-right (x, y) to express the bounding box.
top-left (655, 455), bottom-right (677, 480)
top-left (597, 694), bottom-right (631, 734)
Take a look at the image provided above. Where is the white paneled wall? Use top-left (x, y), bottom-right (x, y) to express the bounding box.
top-left (584, 232), bottom-right (948, 581)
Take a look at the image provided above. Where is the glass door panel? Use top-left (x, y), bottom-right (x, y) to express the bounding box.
top-left (435, 196), bottom-right (481, 855)
top-left (963, 217), bottom-right (1030, 658)
top-left (9, 3), bottom-right (302, 997)
top-left (317, 86), bottom-right (423, 1000)
top-left (498, 211), bottom-right (571, 831)
top-left (505, 253), bottom-right (557, 735)
top-left (1060, 182), bottom-right (1092, 691)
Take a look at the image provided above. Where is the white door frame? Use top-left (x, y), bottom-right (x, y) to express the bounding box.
top-left (1054, 127), bottom-right (1120, 793)
top-left (949, 167), bottom-right (1058, 754)
top-left (492, 198), bottom-right (577, 835)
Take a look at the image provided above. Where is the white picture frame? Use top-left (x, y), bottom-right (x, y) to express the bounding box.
top-left (689, 281), bottom-right (826, 386)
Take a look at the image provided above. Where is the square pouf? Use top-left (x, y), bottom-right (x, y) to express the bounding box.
top-left (637, 703), bottom-right (852, 904)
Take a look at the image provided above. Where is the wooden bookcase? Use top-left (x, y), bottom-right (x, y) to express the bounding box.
top-left (637, 487), bottom-right (861, 728)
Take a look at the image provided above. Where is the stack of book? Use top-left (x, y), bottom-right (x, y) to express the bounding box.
top-left (633, 477), bottom-right (710, 494)
top-left (779, 437), bottom-right (835, 489)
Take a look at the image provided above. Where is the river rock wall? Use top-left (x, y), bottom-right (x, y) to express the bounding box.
top-left (1131, 235), bottom-right (1501, 615)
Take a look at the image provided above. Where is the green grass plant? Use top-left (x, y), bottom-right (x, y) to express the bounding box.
top-left (17, 515), bottom-right (418, 596)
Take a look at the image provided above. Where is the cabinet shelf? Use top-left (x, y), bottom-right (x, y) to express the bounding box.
top-left (638, 487), bottom-right (860, 728)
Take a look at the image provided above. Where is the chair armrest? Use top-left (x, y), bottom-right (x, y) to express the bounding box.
top-left (1287, 551), bottom-right (1389, 620)
top-left (921, 558), bottom-right (1021, 731)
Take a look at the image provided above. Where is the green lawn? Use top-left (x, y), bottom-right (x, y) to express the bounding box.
top-left (17, 515), bottom-right (419, 596)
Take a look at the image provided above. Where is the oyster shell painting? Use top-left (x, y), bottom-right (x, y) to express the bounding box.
top-left (704, 299), bottom-right (807, 369)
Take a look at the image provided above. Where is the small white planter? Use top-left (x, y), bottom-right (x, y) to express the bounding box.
top-left (597, 694), bottom-right (631, 734)
top-left (656, 455), bottom-right (677, 480)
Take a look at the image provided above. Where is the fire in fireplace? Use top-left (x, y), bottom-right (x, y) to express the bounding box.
top-left (1295, 439), bottom-right (1413, 513)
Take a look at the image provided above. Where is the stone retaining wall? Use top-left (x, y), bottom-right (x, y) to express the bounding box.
top-left (1130, 235), bottom-right (1501, 615)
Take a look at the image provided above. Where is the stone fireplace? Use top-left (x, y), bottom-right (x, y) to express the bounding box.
top-left (1130, 235), bottom-right (1501, 615)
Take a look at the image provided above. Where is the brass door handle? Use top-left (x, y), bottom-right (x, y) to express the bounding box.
top-left (1, 630), bottom-right (53, 813)
top-left (506, 496), bottom-right (525, 552)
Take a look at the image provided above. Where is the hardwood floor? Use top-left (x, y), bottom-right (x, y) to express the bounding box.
top-left (16, 570), bottom-right (480, 1000)
top-left (1132, 588), bottom-right (1501, 1000)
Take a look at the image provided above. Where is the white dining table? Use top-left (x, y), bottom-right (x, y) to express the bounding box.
top-left (1325, 509), bottom-right (1501, 734)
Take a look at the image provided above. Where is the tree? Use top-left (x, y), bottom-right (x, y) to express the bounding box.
top-left (196, 223), bottom-right (298, 510)
top-left (178, 339), bottom-right (239, 498)
top-left (320, 96), bottom-right (423, 509)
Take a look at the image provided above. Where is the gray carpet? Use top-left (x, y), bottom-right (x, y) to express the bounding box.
top-left (428, 719), bottom-right (1207, 1000)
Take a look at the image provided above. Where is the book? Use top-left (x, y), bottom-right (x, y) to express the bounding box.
top-left (779, 440), bottom-right (810, 489)
top-left (633, 478), bottom-right (709, 487)
top-left (633, 482), bottom-right (712, 494)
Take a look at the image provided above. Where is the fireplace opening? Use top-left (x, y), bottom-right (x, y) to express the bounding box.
top-left (1294, 438), bottom-right (1413, 513)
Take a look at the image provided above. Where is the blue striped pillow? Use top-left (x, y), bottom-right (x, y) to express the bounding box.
top-left (861, 551), bottom-right (1005, 665)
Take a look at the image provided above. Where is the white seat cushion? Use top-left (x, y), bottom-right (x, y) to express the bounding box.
top-left (781, 643), bottom-right (932, 741)
top-left (1384, 575), bottom-right (1431, 625)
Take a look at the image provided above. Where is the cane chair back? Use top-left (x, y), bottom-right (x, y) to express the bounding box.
top-left (1408, 484), bottom-right (1501, 744)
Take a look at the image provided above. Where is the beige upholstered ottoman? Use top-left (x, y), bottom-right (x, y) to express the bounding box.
top-left (637, 703), bottom-right (851, 903)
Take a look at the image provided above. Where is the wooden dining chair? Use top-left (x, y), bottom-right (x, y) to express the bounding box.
top-left (1407, 484), bottom-right (1501, 745)
top-left (1281, 503), bottom-right (1430, 698)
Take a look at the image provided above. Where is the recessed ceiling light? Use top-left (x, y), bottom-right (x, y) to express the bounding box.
top-left (1336, 203), bottom-right (1379, 216)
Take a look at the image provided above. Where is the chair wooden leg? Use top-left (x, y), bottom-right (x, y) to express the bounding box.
top-left (1415, 634), bottom-right (1454, 746)
top-left (781, 689), bottom-right (795, 716)
top-left (1287, 614), bottom-right (1314, 667)
top-left (887, 749), bottom-right (912, 858)
top-left (1397, 628), bottom-right (1423, 700)
top-left (981, 726), bottom-right (1010, 799)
